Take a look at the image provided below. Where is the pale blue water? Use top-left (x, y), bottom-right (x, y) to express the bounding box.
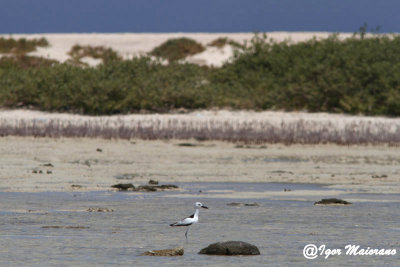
top-left (0, 183), bottom-right (398, 266)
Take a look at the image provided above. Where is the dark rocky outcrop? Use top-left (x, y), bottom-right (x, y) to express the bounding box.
top-left (141, 246), bottom-right (184, 256)
top-left (314, 198), bottom-right (352, 205)
top-left (136, 184), bottom-right (179, 192)
top-left (199, 241), bottom-right (260, 255)
top-left (111, 183), bottom-right (135, 191)
top-left (136, 185), bottom-right (157, 192)
top-left (111, 183), bottom-right (178, 192)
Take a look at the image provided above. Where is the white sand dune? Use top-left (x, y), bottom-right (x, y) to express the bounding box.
top-left (1, 32), bottom-right (355, 67)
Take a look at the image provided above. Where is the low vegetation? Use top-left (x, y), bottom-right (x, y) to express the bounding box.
top-left (0, 55), bottom-right (57, 69)
top-left (67, 44), bottom-right (121, 66)
top-left (0, 37), bottom-right (53, 69)
top-left (1, 32), bottom-right (400, 117)
top-left (208, 37), bottom-right (242, 48)
top-left (0, 37), bottom-right (49, 55)
top-left (150, 37), bottom-right (205, 62)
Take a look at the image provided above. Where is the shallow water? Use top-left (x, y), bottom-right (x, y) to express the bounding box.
top-left (0, 183), bottom-right (398, 266)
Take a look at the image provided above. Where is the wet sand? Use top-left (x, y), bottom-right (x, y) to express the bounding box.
top-left (0, 137), bottom-right (399, 194)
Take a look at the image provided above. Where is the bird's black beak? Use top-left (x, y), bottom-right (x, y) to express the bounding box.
top-left (202, 206), bottom-right (209, 209)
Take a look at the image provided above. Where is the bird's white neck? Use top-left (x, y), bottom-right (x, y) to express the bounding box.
top-left (194, 208), bottom-right (199, 220)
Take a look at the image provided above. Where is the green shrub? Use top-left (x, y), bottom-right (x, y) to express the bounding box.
top-left (67, 44), bottom-right (121, 66)
top-left (2, 33), bottom-right (400, 116)
top-left (212, 33), bottom-right (400, 115)
top-left (150, 38), bottom-right (205, 62)
top-left (0, 37), bottom-right (49, 55)
top-left (0, 57), bottom-right (210, 114)
top-left (0, 55), bottom-right (58, 69)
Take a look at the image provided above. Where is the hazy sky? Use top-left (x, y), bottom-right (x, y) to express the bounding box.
top-left (1, 0), bottom-right (399, 33)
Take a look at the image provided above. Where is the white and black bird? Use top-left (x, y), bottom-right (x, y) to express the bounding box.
top-left (170, 202), bottom-right (208, 241)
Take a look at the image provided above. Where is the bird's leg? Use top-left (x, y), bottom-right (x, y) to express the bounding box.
top-left (185, 228), bottom-right (189, 242)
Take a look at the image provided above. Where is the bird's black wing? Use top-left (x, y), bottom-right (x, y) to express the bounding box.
top-left (170, 213), bottom-right (195, 226)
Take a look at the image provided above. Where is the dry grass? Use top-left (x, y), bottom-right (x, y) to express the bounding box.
top-left (1, 110), bottom-right (400, 145)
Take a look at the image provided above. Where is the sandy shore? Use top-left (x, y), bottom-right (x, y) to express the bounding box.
top-left (1, 32), bottom-right (355, 66)
top-left (0, 137), bottom-right (398, 193)
top-left (1, 109), bottom-right (400, 144)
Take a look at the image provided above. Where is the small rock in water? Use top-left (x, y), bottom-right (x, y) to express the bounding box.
top-left (199, 241), bottom-right (260, 255)
top-left (371, 174), bottom-right (388, 179)
top-left (314, 198), bottom-right (352, 205)
top-left (177, 143), bottom-right (197, 147)
top-left (42, 163), bottom-right (54, 167)
top-left (227, 202), bottom-right (259, 207)
top-left (96, 148), bottom-right (103, 152)
top-left (148, 179), bottom-right (159, 185)
top-left (71, 184), bottom-right (83, 189)
top-left (114, 173), bottom-right (136, 180)
top-left (244, 203), bottom-right (259, 206)
top-left (141, 247), bottom-right (184, 256)
top-left (42, 226), bottom-right (89, 229)
top-left (111, 183), bottom-right (135, 191)
top-left (86, 207), bottom-right (114, 212)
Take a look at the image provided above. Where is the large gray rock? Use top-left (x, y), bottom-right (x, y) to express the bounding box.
top-left (199, 241), bottom-right (260, 255)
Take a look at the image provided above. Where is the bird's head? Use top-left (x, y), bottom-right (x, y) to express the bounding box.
top-left (195, 202), bottom-right (208, 209)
